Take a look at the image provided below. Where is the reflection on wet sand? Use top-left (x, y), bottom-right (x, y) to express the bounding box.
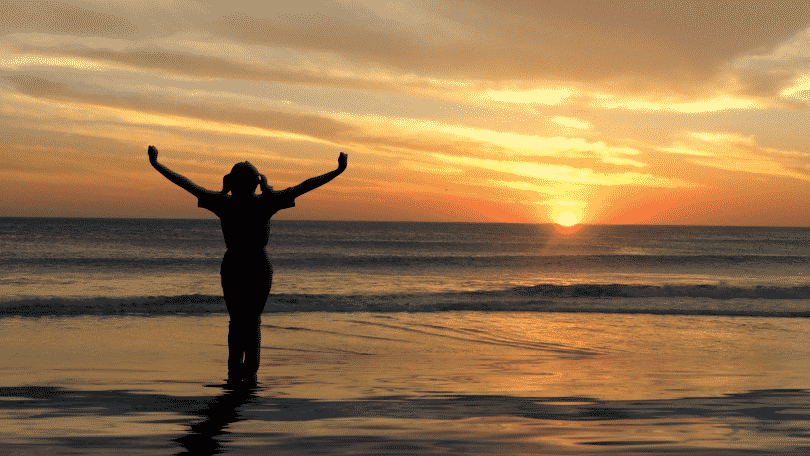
top-left (174, 384), bottom-right (259, 455)
top-left (3, 386), bottom-right (810, 454)
top-left (3, 312), bottom-right (810, 453)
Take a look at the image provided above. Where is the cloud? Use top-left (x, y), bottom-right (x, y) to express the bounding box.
top-left (731, 27), bottom-right (810, 102)
top-left (0, 74), bottom-right (356, 142)
top-left (8, 1), bottom-right (810, 107)
top-left (0, 73), bottom-right (531, 168)
top-left (400, 160), bottom-right (463, 174)
top-left (488, 179), bottom-right (587, 197)
top-left (0, 1), bottom-right (139, 36)
top-left (0, 39), bottom-right (449, 95)
top-left (6, 1), bottom-right (810, 98)
top-left (588, 93), bottom-right (763, 113)
top-left (432, 153), bottom-right (695, 188)
top-left (3, 1), bottom-right (810, 223)
top-left (657, 131), bottom-right (810, 182)
top-left (549, 116), bottom-right (591, 130)
top-left (479, 88), bottom-right (574, 105)
top-left (471, 85), bottom-right (764, 114)
top-left (328, 112), bottom-right (648, 167)
top-left (200, 0), bottom-right (810, 93)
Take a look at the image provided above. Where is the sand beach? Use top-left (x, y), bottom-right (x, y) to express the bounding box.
top-left (3, 311), bottom-right (810, 455)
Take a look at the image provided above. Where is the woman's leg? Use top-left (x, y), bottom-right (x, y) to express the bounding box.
top-left (221, 256), bottom-right (271, 384)
top-left (222, 273), bottom-right (247, 383)
top-left (242, 266), bottom-right (271, 381)
top-left (241, 315), bottom-right (262, 381)
top-left (226, 318), bottom-right (245, 379)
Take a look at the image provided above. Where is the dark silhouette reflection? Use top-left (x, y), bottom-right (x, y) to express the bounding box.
top-left (149, 145), bottom-right (347, 385)
top-left (174, 384), bottom-right (259, 455)
top-left (0, 386), bottom-right (810, 455)
top-left (5, 386), bottom-right (810, 454)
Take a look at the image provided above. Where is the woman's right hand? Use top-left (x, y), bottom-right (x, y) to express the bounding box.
top-left (148, 145), bottom-right (159, 163)
top-left (338, 152), bottom-right (348, 170)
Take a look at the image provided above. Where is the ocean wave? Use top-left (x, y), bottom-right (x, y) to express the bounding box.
top-left (2, 283), bottom-right (809, 317)
top-left (512, 283), bottom-right (810, 299)
top-left (5, 254), bottom-right (809, 270)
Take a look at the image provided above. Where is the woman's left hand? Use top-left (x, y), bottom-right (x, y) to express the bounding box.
top-left (221, 174), bottom-right (232, 195)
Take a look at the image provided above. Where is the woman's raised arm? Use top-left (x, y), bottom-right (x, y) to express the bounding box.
top-left (148, 145), bottom-right (214, 198)
top-left (279, 152), bottom-right (347, 199)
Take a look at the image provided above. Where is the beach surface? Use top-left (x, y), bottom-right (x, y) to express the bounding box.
top-left (3, 311), bottom-right (810, 455)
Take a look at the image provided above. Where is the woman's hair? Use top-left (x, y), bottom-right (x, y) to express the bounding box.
top-left (222, 161), bottom-right (260, 195)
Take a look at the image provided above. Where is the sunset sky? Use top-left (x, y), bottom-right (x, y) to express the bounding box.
top-left (2, 1), bottom-right (810, 225)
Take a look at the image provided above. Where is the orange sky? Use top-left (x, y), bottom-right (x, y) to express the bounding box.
top-left (2, 1), bottom-right (810, 225)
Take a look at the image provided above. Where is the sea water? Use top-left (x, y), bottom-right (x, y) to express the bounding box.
top-left (3, 218), bottom-right (810, 453)
top-left (2, 218), bottom-right (809, 315)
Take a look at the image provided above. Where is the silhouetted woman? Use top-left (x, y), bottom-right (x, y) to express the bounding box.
top-left (148, 145), bottom-right (347, 386)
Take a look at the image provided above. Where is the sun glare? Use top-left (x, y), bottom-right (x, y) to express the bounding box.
top-left (557, 211), bottom-right (578, 227)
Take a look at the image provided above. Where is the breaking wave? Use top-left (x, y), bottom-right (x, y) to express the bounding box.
top-left (2, 283), bottom-right (810, 317)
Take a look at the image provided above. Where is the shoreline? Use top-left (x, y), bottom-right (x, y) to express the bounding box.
top-left (2, 291), bottom-right (810, 317)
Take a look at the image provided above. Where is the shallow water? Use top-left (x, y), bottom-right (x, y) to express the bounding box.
top-left (3, 312), bottom-right (810, 454)
top-left (4, 219), bottom-right (810, 302)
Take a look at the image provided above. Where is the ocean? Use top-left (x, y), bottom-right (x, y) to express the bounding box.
top-left (3, 218), bottom-right (810, 454)
top-left (2, 218), bottom-right (810, 315)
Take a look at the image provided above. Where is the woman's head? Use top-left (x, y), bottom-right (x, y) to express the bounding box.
top-left (223, 161), bottom-right (260, 196)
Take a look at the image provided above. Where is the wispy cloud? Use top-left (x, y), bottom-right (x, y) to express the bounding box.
top-left (2, 0), bottom-right (810, 223)
top-left (658, 131), bottom-right (810, 182)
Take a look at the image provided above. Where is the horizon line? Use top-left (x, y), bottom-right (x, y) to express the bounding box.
top-left (1, 216), bottom-right (808, 229)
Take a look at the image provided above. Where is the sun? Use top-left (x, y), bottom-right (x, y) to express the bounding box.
top-left (556, 211), bottom-right (578, 227)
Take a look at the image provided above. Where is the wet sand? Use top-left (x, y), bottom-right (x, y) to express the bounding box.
top-left (2, 312), bottom-right (810, 454)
